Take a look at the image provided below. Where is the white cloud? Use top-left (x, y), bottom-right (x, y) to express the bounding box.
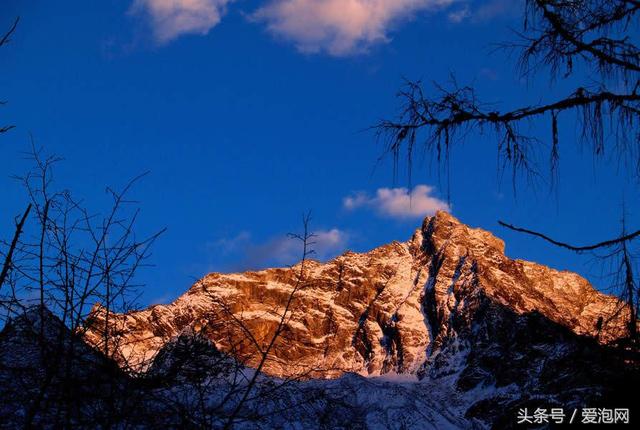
top-left (130, 0), bottom-right (235, 43)
top-left (210, 228), bottom-right (349, 270)
top-left (312, 228), bottom-right (349, 259)
top-left (251, 0), bottom-right (456, 56)
top-left (344, 184), bottom-right (450, 219)
top-left (127, 0), bottom-right (515, 49)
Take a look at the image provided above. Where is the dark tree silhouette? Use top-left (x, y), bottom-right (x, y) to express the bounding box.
top-left (377, 0), bottom-right (640, 341)
top-left (0, 18), bottom-right (25, 292)
top-left (0, 147), bottom-right (165, 427)
top-left (0, 204), bottom-right (30, 291)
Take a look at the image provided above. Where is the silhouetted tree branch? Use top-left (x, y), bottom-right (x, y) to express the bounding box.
top-left (0, 17), bottom-right (18, 48)
top-left (222, 212), bottom-right (316, 429)
top-left (0, 204), bottom-right (31, 290)
top-left (498, 220), bottom-right (640, 252)
top-left (377, 1), bottom-right (640, 184)
top-left (0, 17), bottom-right (19, 135)
top-left (499, 217), bottom-right (639, 340)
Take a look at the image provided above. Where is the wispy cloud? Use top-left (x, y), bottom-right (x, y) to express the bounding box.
top-left (344, 185), bottom-right (450, 219)
top-left (209, 228), bottom-right (349, 271)
top-left (448, 0), bottom-right (520, 24)
top-left (251, 0), bottom-right (457, 56)
top-left (130, 0), bottom-right (235, 44)
top-left (473, 0), bottom-right (519, 22)
top-left (447, 6), bottom-right (470, 23)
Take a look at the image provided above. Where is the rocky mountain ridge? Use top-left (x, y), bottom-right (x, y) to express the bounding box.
top-left (84, 211), bottom-right (628, 378)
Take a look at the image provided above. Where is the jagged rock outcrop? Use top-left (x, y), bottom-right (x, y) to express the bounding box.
top-left (84, 211), bottom-right (629, 379)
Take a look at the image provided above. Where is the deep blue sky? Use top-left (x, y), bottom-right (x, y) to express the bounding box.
top-left (1, 0), bottom-right (637, 305)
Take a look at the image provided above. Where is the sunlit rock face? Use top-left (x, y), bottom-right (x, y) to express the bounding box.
top-left (84, 211), bottom-right (628, 379)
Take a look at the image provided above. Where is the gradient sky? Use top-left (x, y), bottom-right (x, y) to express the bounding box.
top-left (1, 0), bottom-right (638, 306)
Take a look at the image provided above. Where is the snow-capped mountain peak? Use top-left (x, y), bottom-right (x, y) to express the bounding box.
top-left (84, 211), bottom-right (628, 378)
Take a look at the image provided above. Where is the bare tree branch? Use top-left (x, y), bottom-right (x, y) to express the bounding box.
top-left (0, 17), bottom-right (19, 136)
top-left (498, 220), bottom-right (640, 252)
top-left (0, 204), bottom-right (31, 290)
top-left (0, 17), bottom-right (19, 48)
top-left (222, 212), bottom-right (316, 430)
